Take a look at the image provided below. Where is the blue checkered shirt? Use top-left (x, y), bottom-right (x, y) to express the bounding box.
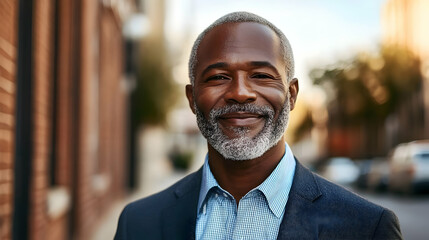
top-left (195, 143), bottom-right (296, 240)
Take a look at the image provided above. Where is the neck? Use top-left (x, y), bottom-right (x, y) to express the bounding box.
top-left (207, 138), bottom-right (285, 204)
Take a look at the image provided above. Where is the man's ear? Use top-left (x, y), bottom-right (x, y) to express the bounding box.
top-left (185, 84), bottom-right (196, 114)
top-left (288, 78), bottom-right (299, 110)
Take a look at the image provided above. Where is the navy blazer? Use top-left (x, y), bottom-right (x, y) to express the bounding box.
top-left (114, 160), bottom-right (402, 240)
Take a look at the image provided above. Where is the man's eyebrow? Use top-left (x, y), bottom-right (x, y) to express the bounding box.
top-left (200, 62), bottom-right (229, 77)
top-left (199, 61), bottom-right (281, 77)
top-left (250, 61), bottom-right (281, 75)
top-left (250, 61), bottom-right (276, 69)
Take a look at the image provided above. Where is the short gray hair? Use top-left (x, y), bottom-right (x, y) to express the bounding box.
top-left (188, 11), bottom-right (295, 85)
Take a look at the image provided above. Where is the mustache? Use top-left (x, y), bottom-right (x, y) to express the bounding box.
top-left (209, 103), bottom-right (275, 120)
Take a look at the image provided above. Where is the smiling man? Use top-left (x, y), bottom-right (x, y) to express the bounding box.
top-left (115, 12), bottom-right (402, 240)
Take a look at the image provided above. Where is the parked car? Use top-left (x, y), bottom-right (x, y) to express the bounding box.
top-left (389, 140), bottom-right (429, 194)
top-left (320, 157), bottom-right (360, 186)
top-left (355, 160), bottom-right (373, 189)
top-left (366, 159), bottom-right (389, 192)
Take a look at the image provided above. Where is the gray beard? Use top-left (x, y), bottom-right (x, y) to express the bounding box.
top-left (195, 92), bottom-right (291, 161)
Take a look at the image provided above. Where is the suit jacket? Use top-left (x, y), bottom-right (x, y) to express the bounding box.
top-left (114, 160), bottom-right (402, 240)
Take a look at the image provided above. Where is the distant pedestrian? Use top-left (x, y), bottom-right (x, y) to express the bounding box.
top-left (115, 11), bottom-right (402, 240)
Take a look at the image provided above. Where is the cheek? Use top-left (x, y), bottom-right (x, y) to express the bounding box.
top-left (194, 87), bottom-right (226, 113)
top-left (256, 86), bottom-right (288, 110)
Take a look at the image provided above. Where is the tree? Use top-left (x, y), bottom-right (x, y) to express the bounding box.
top-left (309, 46), bottom-right (423, 157)
top-left (131, 40), bottom-right (177, 126)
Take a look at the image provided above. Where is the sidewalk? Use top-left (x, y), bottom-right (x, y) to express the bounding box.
top-left (91, 172), bottom-right (187, 240)
top-left (91, 127), bottom-right (206, 240)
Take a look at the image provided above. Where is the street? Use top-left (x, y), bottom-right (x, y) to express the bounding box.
top-left (355, 189), bottom-right (429, 240)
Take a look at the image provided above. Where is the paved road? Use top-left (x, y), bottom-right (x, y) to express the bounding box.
top-left (355, 189), bottom-right (429, 240)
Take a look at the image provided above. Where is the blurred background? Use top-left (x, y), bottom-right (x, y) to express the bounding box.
top-left (1, 0), bottom-right (429, 239)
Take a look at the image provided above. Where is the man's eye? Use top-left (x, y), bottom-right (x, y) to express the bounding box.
top-left (207, 75), bottom-right (229, 81)
top-left (252, 73), bottom-right (273, 79)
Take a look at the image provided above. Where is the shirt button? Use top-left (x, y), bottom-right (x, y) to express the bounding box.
top-left (223, 193), bottom-right (228, 198)
top-left (215, 193), bottom-right (218, 198)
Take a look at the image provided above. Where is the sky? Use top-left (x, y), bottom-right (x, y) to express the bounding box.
top-left (164, 0), bottom-right (386, 94)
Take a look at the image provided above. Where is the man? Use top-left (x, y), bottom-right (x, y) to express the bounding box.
top-left (115, 12), bottom-right (402, 239)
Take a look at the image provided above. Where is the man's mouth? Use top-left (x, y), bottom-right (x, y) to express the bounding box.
top-left (217, 112), bottom-right (265, 127)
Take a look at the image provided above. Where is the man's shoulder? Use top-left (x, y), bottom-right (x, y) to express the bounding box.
top-left (310, 171), bottom-right (385, 213)
top-left (114, 169), bottom-right (202, 239)
top-left (294, 161), bottom-right (385, 213)
top-left (122, 169), bottom-right (202, 218)
top-left (312, 172), bottom-right (401, 238)
top-left (286, 164), bottom-right (401, 238)
top-left (291, 161), bottom-right (396, 222)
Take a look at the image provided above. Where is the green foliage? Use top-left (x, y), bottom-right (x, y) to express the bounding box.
top-left (169, 150), bottom-right (194, 170)
top-left (131, 40), bottom-right (177, 126)
top-left (310, 46), bottom-right (423, 126)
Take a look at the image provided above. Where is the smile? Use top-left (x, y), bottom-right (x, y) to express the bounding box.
top-left (217, 112), bottom-right (265, 127)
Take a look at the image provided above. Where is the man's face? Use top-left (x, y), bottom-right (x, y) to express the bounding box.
top-left (186, 22), bottom-right (298, 160)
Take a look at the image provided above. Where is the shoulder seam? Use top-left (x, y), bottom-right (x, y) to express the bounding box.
top-left (370, 207), bottom-right (385, 239)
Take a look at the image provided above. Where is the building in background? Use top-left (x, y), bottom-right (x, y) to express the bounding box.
top-left (382, 0), bottom-right (429, 139)
top-left (0, 1), bottom-right (18, 239)
top-left (382, 0), bottom-right (429, 59)
top-left (0, 0), bottom-right (139, 239)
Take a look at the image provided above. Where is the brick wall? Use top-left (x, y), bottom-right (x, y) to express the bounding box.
top-left (98, 4), bottom-right (127, 214)
top-left (74, 3), bottom-right (128, 239)
top-left (30, 0), bottom-right (55, 239)
top-left (0, 1), bottom-right (18, 240)
top-left (1, 0), bottom-right (130, 239)
top-left (74, 0), bottom-right (100, 238)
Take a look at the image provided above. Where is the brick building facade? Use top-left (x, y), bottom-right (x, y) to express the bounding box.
top-left (0, 0), bottom-right (134, 239)
top-left (0, 1), bottom-right (18, 239)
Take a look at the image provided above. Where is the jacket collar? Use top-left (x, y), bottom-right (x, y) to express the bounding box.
top-left (277, 159), bottom-right (322, 239)
top-left (161, 168), bottom-right (203, 240)
top-left (159, 159), bottom-right (322, 240)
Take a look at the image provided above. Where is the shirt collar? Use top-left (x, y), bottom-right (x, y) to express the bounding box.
top-left (197, 143), bottom-right (296, 218)
top-left (197, 154), bottom-right (220, 214)
top-left (256, 143), bottom-right (296, 217)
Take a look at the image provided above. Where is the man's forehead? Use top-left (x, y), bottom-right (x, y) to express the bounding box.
top-left (195, 22), bottom-right (283, 70)
top-left (200, 22), bottom-right (278, 49)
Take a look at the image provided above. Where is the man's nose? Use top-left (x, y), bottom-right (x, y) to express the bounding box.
top-left (224, 74), bottom-right (257, 104)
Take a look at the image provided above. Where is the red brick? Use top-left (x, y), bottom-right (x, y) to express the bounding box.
top-left (1, 0), bottom-right (130, 239)
top-left (0, 1), bottom-right (16, 239)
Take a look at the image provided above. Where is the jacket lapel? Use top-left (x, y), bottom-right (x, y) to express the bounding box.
top-left (277, 160), bottom-right (322, 239)
top-left (161, 168), bottom-right (202, 240)
top-left (158, 160), bottom-right (322, 239)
